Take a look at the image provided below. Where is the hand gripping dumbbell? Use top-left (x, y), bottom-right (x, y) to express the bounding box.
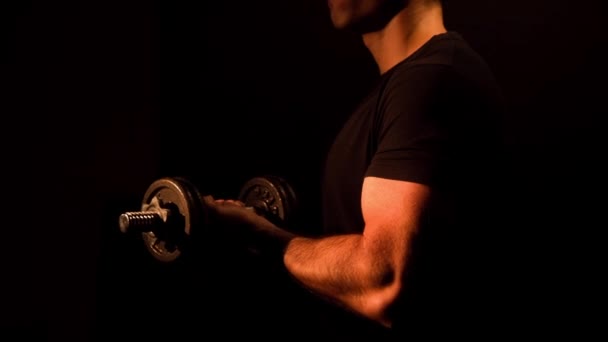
top-left (118, 175), bottom-right (298, 263)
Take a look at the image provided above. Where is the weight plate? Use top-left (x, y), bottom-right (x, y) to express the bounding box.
top-left (140, 177), bottom-right (199, 263)
top-left (238, 176), bottom-right (297, 225)
top-left (268, 175), bottom-right (298, 223)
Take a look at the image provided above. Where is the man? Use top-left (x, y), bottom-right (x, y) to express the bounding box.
top-left (205, 0), bottom-right (506, 339)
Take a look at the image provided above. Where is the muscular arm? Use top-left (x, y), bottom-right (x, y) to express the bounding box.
top-left (206, 177), bottom-right (429, 327)
top-left (283, 176), bottom-right (430, 327)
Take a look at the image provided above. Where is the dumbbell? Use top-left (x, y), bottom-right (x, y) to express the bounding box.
top-left (118, 175), bottom-right (297, 263)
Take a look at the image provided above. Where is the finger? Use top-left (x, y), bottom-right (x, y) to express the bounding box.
top-left (225, 199), bottom-right (246, 207)
top-left (213, 199), bottom-right (245, 207)
top-left (202, 196), bottom-right (221, 217)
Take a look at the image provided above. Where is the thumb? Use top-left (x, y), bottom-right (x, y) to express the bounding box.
top-left (202, 195), bottom-right (216, 208)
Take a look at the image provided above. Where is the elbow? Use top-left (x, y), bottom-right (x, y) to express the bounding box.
top-left (357, 239), bottom-right (406, 328)
top-left (360, 268), bottom-right (403, 328)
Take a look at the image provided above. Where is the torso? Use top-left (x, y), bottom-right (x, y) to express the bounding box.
top-left (320, 31), bottom-right (507, 338)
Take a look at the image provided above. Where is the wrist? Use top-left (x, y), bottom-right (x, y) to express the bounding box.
top-left (250, 216), bottom-right (296, 254)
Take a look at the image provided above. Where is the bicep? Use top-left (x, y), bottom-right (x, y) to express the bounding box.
top-left (360, 176), bottom-right (430, 266)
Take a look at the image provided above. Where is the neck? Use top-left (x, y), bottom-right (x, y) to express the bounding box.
top-left (362, 1), bottom-right (447, 74)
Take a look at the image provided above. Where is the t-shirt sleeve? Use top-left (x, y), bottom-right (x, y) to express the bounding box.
top-left (365, 64), bottom-right (457, 186)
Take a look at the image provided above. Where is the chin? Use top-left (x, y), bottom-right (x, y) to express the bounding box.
top-left (329, 10), bottom-right (349, 29)
top-left (329, 0), bottom-right (407, 34)
top-left (330, 19), bottom-right (350, 31)
top-left (330, 12), bottom-right (394, 34)
top-left (333, 18), bottom-right (387, 35)
top-left (330, 14), bottom-right (365, 33)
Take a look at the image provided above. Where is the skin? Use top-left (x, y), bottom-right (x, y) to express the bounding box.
top-left (204, 0), bottom-right (447, 328)
top-left (330, 0), bottom-right (446, 73)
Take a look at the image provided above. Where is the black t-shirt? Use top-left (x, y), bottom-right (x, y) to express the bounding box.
top-left (319, 31), bottom-right (508, 338)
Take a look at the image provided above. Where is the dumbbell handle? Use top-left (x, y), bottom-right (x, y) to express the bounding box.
top-left (119, 206), bottom-right (258, 234)
top-left (119, 211), bottom-right (162, 234)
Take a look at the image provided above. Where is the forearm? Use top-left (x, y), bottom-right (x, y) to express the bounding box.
top-left (240, 211), bottom-right (296, 257)
top-left (283, 235), bottom-right (398, 325)
top-left (234, 209), bottom-right (399, 325)
top-left (285, 235), bottom-right (365, 294)
top-left (247, 219), bottom-right (387, 296)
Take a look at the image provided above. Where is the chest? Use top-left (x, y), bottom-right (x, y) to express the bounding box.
top-left (324, 94), bottom-right (379, 182)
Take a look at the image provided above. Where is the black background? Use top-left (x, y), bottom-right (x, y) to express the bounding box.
top-left (2, 0), bottom-right (604, 340)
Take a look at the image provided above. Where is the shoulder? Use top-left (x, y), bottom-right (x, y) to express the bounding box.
top-left (383, 31), bottom-right (498, 94)
top-left (376, 62), bottom-right (457, 124)
top-left (378, 32), bottom-right (504, 119)
top-left (401, 31), bottom-right (491, 72)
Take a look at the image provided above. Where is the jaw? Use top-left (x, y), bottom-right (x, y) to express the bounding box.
top-left (329, 0), bottom-right (409, 35)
